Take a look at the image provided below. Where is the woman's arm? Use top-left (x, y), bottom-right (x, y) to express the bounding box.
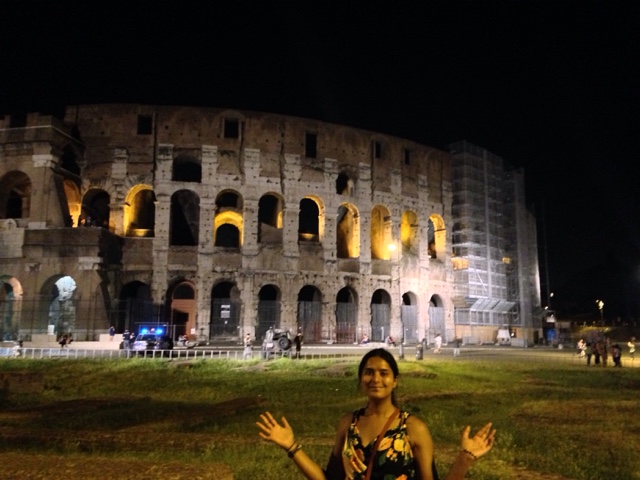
top-left (257, 411), bottom-right (349, 480)
top-left (408, 418), bottom-right (496, 480)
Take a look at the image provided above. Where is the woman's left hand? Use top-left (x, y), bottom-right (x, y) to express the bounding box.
top-left (256, 411), bottom-right (295, 450)
top-left (460, 422), bottom-right (496, 459)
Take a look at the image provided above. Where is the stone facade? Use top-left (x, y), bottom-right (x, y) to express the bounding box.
top-left (1, 104), bottom-right (458, 343)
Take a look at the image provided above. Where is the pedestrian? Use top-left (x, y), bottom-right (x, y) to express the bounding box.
top-left (109, 325), bottom-right (115, 341)
top-left (58, 334), bottom-right (68, 348)
top-left (612, 344), bottom-right (622, 367)
top-left (434, 333), bottom-right (443, 354)
top-left (585, 342), bottom-right (593, 366)
top-left (257, 348), bottom-right (496, 480)
top-left (628, 337), bottom-right (636, 364)
top-left (123, 330), bottom-right (131, 349)
top-left (243, 333), bottom-right (253, 360)
top-left (294, 330), bottom-right (303, 359)
top-left (453, 337), bottom-right (461, 357)
top-left (385, 335), bottom-right (396, 347)
top-left (601, 342), bottom-right (608, 367)
top-left (593, 341), bottom-right (601, 365)
top-left (360, 334), bottom-right (369, 345)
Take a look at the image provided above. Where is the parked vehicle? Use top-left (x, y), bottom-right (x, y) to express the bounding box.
top-left (132, 334), bottom-right (174, 355)
top-left (262, 328), bottom-right (292, 358)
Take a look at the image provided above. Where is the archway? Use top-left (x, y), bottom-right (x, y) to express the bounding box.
top-left (401, 291), bottom-right (419, 342)
top-left (0, 171), bottom-right (31, 220)
top-left (335, 287), bottom-right (357, 343)
top-left (256, 284), bottom-right (281, 342)
top-left (370, 289), bottom-right (391, 342)
top-left (210, 281), bottom-right (241, 340)
top-left (297, 285), bottom-right (322, 342)
top-left (169, 282), bottom-right (196, 341)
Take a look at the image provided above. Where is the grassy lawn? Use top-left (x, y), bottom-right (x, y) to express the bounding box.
top-left (0, 355), bottom-right (638, 479)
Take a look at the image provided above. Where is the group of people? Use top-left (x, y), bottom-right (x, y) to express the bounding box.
top-left (580, 337), bottom-right (636, 367)
top-left (257, 347), bottom-right (495, 479)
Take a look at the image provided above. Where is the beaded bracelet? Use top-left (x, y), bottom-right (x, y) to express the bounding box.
top-left (287, 443), bottom-right (303, 458)
top-left (461, 449), bottom-right (478, 460)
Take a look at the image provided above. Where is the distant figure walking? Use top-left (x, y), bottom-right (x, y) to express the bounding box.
top-left (628, 337), bottom-right (636, 364)
top-left (294, 330), bottom-right (303, 359)
top-left (453, 337), bottom-right (461, 357)
top-left (243, 333), bottom-right (253, 360)
top-left (58, 334), bottom-right (68, 348)
top-left (109, 325), bottom-right (115, 341)
top-left (434, 333), bottom-right (443, 354)
top-left (585, 342), bottom-right (593, 366)
top-left (612, 344), bottom-right (622, 367)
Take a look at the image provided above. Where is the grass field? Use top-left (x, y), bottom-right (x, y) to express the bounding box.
top-left (0, 355), bottom-right (638, 479)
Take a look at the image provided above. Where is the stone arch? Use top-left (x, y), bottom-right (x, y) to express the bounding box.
top-left (298, 196), bottom-right (324, 242)
top-left (81, 188), bottom-right (110, 228)
top-left (172, 154), bottom-right (202, 183)
top-left (0, 276), bottom-right (23, 340)
top-left (40, 275), bottom-right (78, 336)
top-left (210, 280), bottom-right (241, 340)
top-left (401, 291), bottom-right (419, 342)
top-left (214, 190), bottom-right (243, 247)
top-left (370, 205), bottom-right (392, 260)
top-left (401, 210), bottom-right (419, 255)
top-left (370, 289), bottom-right (391, 342)
top-left (297, 285), bottom-right (322, 342)
top-left (170, 189), bottom-right (200, 246)
top-left (258, 193), bottom-right (284, 244)
top-left (428, 214), bottom-right (446, 260)
top-left (256, 284), bottom-right (281, 341)
top-left (60, 144), bottom-right (82, 176)
top-left (336, 203), bottom-right (360, 259)
top-left (335, 287), bottom-right (358, 344)
top-left (63, 179), bottom-right (82, 227)
top-left (167, 280), bottom-right (196, 340)
top-left (0, 170), bottom-right (31, 220)
top-left (336, 172), bottom-right (354, 195)
top-left (429, 294), bottom-right (445, 341)
top-left (124, 184), bottom-right (156, 237)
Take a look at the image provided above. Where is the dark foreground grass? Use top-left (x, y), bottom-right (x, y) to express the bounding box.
top-left (0, 356), bottom-right (638, 479)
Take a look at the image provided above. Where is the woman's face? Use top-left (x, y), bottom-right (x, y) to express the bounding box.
top-left (360, 356), bottom-right (397, 400)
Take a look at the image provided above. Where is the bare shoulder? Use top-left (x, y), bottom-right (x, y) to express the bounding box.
top-left (406, 415), bottom-right (432, 440)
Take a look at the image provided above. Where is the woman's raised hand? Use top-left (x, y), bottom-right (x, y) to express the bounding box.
top-left (460, 422), bottom-right (496, 459)
top-left (257, 411), bottom-right (296, 450)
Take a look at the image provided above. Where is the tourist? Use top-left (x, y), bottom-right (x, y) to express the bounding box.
top-left (257, 348), bottom-right (495, 479)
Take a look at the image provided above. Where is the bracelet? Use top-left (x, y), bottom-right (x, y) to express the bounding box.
top-left (461, 449), bottom-right (478, 461)
top-left (287, 443), bottom-right (303, 458)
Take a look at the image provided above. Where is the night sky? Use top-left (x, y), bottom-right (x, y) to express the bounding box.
top-left (2, 1), bottom-right (639, 317)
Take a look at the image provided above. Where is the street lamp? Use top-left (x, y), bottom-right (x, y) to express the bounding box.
top-left (596, 300), bottom-right (604, 324)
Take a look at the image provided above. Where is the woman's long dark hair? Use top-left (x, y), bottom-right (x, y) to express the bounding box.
top-left (358, 348), bottom-right (400, 407)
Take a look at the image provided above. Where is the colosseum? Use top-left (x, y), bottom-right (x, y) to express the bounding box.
top-left (0, 104), bottom-right (542, 347)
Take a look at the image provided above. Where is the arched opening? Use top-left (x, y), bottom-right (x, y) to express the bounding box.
top-left (335, 287), bottom-right (357, 344)
top-left (336, 203), bottom-right (360, 259)
top-left (81, 189), bottom-right (110, 228)
top-left (168, 281), bottom-right (196, 341)
top-left (298, 198), bottom-right (320, 242)
top-left (258, 194), bottom-right (283, 244)
top-left (0, 276), bottom-right (23, 341)
top-left (428, 214), bottom-right (446, 260)
top-left (370, 205), bottom-right (392, 260)
top-left (170, 190), bottom-right (200, 246)
top-left (429, 294), bottom-right (445, 342)
top-left (370, 289), bottom-right (391, 342)
top-left (46, 276), bottom-right (77, 336)
top-left (336, 172), bottom-right (354, 195)
top-left (63, 179), bottom-right (82, 227)
top-left (125, 185), bottom-right (156, 237)
top-left (172, 155), bottom-right (202, 183)
top-left (0, 171), bottom-right (31, 220)
top-left (401, 291), bottom-right (419, 342)
top-left (401, 210), bottom-right (419, 255)
top-left (297, 285), bottom-right (322, 342)
top-left (256, 284), bottom-right (281, 342)
top-left (214, 191), bottom-right (243, 248)
top-left (210, 281), bottom-right (241, 340)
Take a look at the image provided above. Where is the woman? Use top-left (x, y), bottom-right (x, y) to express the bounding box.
top-left (257, 348), bottom-right (496, 480)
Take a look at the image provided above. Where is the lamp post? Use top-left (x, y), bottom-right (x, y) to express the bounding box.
top-left (596, 300), bottom-right (604, 324)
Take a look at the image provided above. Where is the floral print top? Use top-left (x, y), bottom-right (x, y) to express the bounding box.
top-left (342, 408), bottom-right (415, 480)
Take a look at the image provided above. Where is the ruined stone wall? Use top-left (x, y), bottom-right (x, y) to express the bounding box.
top-left (1, 105), bottom-right (455, 343)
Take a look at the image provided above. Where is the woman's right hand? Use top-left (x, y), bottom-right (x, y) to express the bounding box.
top-left (460, 422), bottom-right (496, 459)
top-left (257, 411), bottom-right (296, 450)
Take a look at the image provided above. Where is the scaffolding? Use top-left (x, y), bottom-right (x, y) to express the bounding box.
top-left (449, 141), bottom-right (541, 342)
